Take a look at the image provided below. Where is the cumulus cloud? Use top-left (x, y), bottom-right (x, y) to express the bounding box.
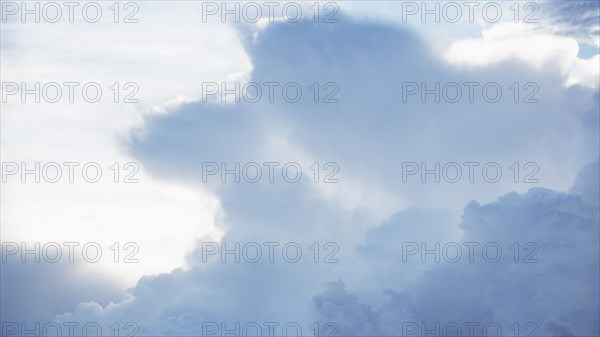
top-left (2, 4), bottom-right (598, 337)
top-left (570, 160), bottom-right (600, 208)
top-left (48, 162), bottom-right (598, 335)
top-left (35, 13), bottom-right (599, 336)
top-left (315, 161), bottom-right (599, 336)
top-left (443, 22), bottom-right (600, 88)
top-left (133, 16), bottom-right (599, 215)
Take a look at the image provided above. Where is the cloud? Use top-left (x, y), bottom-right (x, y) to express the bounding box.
top-left (443, 22), bottom-right (600, 88)
top-left (314, 160), bottom-right (599, 336)
top-left (2, 3), bottom-right (598, 336)
top-left (570, 160), bottom-right (600, 207)
top-left (40, 13), bottom-right (599, 336)
top-left (49, 159), bottom-right (598, 335)
top-left (543, 0), bottom-right (600, 48)
top-left (133, 16), bottom-right (599, 215)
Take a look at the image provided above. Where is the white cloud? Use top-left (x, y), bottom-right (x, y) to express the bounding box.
top-left (444, 22), bottom-right (598, 88)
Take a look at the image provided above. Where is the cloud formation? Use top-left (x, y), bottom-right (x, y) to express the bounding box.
top-left (2, 5), bottom-right (598, 337)
top-left (39, 14), bottom-right (599, 336)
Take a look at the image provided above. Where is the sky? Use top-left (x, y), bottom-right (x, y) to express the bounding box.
top-left (1, 1), bottom-right (599, 336)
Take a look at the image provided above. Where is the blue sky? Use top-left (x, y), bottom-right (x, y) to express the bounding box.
top-left (1, 1), bottom-right (599, 336)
